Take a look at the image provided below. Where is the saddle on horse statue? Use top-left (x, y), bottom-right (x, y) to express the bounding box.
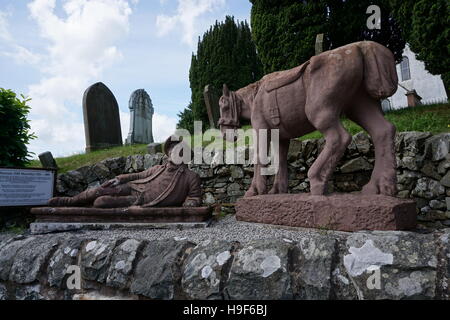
top-left (264, 61), bottom-right (310, 93)
top-left (262, 61), bottom-right (310, 127)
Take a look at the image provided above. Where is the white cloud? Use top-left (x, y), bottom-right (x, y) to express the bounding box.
top-left (20, 0), bottom-right (135, 157)
top-left (0, 10), bottom-right (42, 65)
top-left (156, 0), bottom-right (226, 46)
top-left (2, 0), bottom-right (179, 158)
top-left (152, 113), bottom-right (177, 142)
top-left (120, 110), bottom-right (131, 142)
top-left (0, 10), bottom-right (12, 41)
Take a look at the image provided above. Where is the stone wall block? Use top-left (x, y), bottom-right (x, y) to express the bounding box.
top-left (0, 237), bottom-right (37, 281)
top-left (106, 239), bottom-right (145, 290)
top-left (9, 236), bottom-right (60, 284)
top-left (224, 240), bottom-right (293, 300)
top-left (130, 240), bottom-right (195, 299)
top-left (333, 232), bottom-right (438, 300)
top-left (80, 239), bottom-right (119, 283)
top-left (181, 240), bottom-right (237, 299)
top-left (47, 237), bottom-right (86, 288)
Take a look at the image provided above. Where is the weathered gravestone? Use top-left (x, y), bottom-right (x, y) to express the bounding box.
top-left (82, 82), bottom-right (123, 152)
top-left (315, 33), bottom-right (324, 55)
top-left (203, 85), bottom-right (220, 128)
top-left (147, 142), bottom-right (162, 154)
top-left (125, 89), bottom-right (154, 145)
top-left (38, 151), bottom-right (57, 169)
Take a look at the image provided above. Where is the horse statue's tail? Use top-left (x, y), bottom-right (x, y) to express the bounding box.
top-left (358, 41), bottom-right (398, 99)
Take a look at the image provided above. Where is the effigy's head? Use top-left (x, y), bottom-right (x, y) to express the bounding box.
top-left (164, 135), bottom-right (194, 164)
top-left (218, 84), bottom-right (241, 141)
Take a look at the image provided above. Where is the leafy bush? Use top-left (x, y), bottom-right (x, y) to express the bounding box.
top-left (0, 88), bottom-right (36, 167)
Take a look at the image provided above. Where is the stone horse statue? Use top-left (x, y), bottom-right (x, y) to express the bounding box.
top-left (218, 41), bottom-right (398, 197)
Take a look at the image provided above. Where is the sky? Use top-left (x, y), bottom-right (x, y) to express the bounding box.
top-left (0, 0), bottom-right (252, 157)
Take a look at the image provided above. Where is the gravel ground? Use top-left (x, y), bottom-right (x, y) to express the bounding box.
top-left (28, 215), bottom-right (350, 244)
top-left (2, 215), bottom-right (436, 245)
top-left (0, 232), bottom-right (16, 244)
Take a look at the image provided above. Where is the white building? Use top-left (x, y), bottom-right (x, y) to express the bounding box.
top-left (382, 44), bottom-right (448, 111)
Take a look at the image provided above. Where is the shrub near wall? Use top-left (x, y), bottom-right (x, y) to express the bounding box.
top-left (0, 88), bottom-right (35, 167)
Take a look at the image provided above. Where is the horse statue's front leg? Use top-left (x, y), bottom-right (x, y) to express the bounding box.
top-left (268, 139), bottom-right (290, 194)
top-left (245, 163), bottom-right (268, 197)
top-left (244, 128), bottom-right (269, 197)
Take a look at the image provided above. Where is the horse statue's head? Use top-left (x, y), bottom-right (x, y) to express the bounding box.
top-left (218, 84), bottom-right (241, 141)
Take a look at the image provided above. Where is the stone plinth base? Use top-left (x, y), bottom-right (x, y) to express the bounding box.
top-left (235, 193), bottom-right (417, 232)
top-left (30, 221), bottom-right (211, 234)
top-left (31, 206), bottom-right (212, 224)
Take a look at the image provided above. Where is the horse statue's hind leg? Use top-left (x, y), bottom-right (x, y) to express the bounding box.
top-left (305, 103), bottom-right (352, 195)
top-left (346, 90), bottom-right (397, 196)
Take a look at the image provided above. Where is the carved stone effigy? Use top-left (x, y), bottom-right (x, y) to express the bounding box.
top-left (218, 41), bottom-right (417, 231)
top-left (33, 136), bottom-right (212, 227)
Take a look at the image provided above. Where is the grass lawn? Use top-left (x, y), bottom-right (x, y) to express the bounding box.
top-left (301, 103), bottom-right (449, 140)
top-left (28, 103), bottom-right (449, 173)
top-left (29, 144), bottom-right (148, 173)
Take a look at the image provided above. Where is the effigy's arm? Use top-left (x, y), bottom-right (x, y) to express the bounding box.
top-left (182, 174), bottom-right (202, 207)
top-left (116, 166), bottom-right (158, 184)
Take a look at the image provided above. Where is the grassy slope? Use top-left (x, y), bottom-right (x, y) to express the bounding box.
top-left (28, 103), bottom-right (449, 173)
top-left (29, 144), bottom-right (148, 173)
top-left (301, 103), bottom-right (449, 140)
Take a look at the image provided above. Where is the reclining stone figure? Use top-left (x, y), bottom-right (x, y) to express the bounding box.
top-left (48, 136), bottom-right (202, 208)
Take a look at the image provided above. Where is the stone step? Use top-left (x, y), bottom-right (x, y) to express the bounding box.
top-left (31, 206), bottom-right (212, 224)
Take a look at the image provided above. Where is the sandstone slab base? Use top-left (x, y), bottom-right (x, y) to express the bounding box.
top-left (30, 221), bottom-right (211, 234)
top-left (31, 206), bottom-right (212, 224)
top-left (235, 193), bottom-right (417, 232)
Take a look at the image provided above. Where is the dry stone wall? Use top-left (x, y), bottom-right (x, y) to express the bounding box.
top-left (2, 131), bottom-right (448, 300)
top-left (0, 226), bottom-right (449, 300)
top-left (55, 132), bottom-right (450, 227)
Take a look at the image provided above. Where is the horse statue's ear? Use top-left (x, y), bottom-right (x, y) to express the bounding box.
top-left (223, 84), bottom-right (230, 97)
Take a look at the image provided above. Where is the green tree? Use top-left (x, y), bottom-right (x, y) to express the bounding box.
top-left (249, 0), bottom-right (406, 73)
top-left (327, 0), bottom-right (405, 63)
top-left (176, 103), bottom-right (194, 132)
top-left (0, 88), bottom-right (36, 167)
top-left (390, 0), bottom-right (449, 94)
top-left (250, 0), bottom-right (327, 74)
top-left (177, 16), bottom-right (263, 132)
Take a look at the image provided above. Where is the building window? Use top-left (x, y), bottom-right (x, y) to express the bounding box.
top-left (400, 56), bottom-right (411, 81)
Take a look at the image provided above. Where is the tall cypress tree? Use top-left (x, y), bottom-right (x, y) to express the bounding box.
top-left (250, 0), bottom-right (328, 74)
top-left (177, 16), bottom-right (263, 132)
top-left (327, 0), bottom-right (405, 63)
top-left (249, 0), bottom-right (406, 73)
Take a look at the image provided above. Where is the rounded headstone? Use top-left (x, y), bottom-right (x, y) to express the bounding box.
top-left (82, 82), bottom-right (123, 152)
